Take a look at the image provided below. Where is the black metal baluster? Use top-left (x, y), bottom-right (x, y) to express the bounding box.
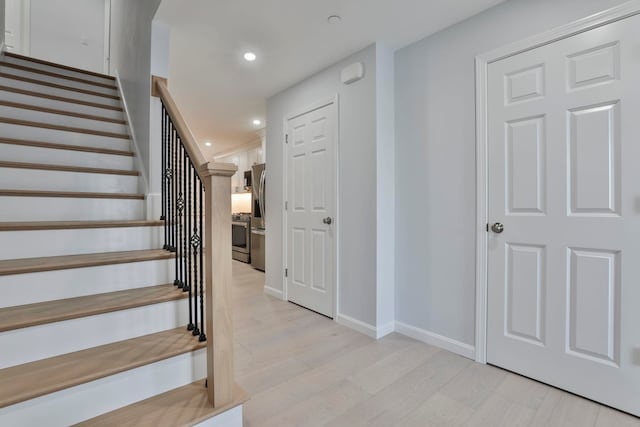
top-left (166, 112), bottom-right (172, 250)
top-left (169, 125), bottom-right (176, 253)
top-left (199, 178), bottom-right (206, 342)
top-left (192, 166), bottom-right (200, 337)
top-left (161, 105), bottom-right (167, 250)
top-left (186, 156), bottom-right (194, 331)
top-left (182, 147), bottom-right (189, 294)
top-left (180, 144), bottom-right (186, 289)
top-left (166, 122), bottom-right (173, 253)
top-left (160, 104), bottom-right (212, 342)
top-left (175, 138), bottom-right (183, 288)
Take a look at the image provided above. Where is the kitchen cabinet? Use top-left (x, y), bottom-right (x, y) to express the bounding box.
top-left (217, 145), bottom-right (264, 194)
top-left (253, 146), bottom-right (265, 164)
top-left (244, 146), bottom-right (264, 169)
top-left (216, 152), bottom-right (242, 193)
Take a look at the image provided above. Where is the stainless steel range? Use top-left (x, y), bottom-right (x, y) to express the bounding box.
top-left (232, 213), bottom-right (251, 263)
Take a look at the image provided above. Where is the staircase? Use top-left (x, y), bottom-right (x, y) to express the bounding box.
top-left (0, 52), bottom-right (243, 426)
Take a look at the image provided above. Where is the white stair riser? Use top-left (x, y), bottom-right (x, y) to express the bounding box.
top-left (0, 226), bottom-right (162, 259)
top-left (0, 196), bottom-right (144, 221)
top-left (0, 76), bottom-right (121, 107)
top-left (194, 406), bottom-right (243, 427)
top-left (0, 259), bottom-right (175, 308)
top-left (0, 168), bottom-right (138, 194)
top-left (0, 143), bottom-right (134, 170)
top-left (0, 299), bottom-right (191, 369)
top-left (0, 65), bottom-right (118, 96)
top-left (0, 104), bottom-right (128, 134)
top-left (0, 349), bottom-right (206, 427)
top-left (2, 56), bottom-right (115, 86)
top-left (0, 89), bottom-right (124, 120)
top-left (0, 122), bottom-right (130, 151)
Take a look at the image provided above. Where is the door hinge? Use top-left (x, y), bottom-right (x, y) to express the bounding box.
top-left (285, 134), bottom-right (289, 144)
top-left (285, 268), bottom-right (288, 277)
top-left (285, 201), bottom-right (288, 210)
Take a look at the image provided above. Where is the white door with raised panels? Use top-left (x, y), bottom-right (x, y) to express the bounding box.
top-left (286, 100), bottom-right (336, 318)
top-left (487, 15), bottom-right (640, 416)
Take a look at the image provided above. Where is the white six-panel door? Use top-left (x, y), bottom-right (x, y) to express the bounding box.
top-left (487, 15), bottom-right (640, 416)
top-left (286, 101), bottom-right (336, 318)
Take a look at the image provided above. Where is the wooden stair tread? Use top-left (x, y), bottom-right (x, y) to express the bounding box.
top-left (4, 52), bottom-right (116, 81)
top-left (0, 284), bottom-right (186, 332)
top-left (0, 72), bottom-right (119, 100)
top-left (0, 116), bottom-right (130, 139)
top-left (0, 249), bottom-right (173, 276)
top-left (0, 85), bottom-right (123, 111)
top-left (0, 189), bottom-right (144, 200)
top-left (74, 382), bottom-right (249, 427)
top-left (0, 220), bottom-right (163, 231)
top-left (0, 161), bottom-right (139, 176)
top-left (0, 327), bottom-right (205, 408)
top-left (0, 99), bottom-right (126, 124)
top-left (0, 136), bottom-right (133, 156)
top-left (0, 61), bottom-right (118, 90)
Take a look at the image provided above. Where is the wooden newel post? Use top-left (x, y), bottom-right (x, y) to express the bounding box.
top-left (201, 162), bottom-right (237, 408)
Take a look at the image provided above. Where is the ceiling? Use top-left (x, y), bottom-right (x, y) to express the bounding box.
top-left (155, 0), bottom-right (505, 157)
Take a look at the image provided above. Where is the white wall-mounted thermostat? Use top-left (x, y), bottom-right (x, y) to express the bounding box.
top-left (341, 62), bottom-right (365, 85)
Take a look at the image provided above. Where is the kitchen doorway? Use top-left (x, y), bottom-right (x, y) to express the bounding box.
top-left (283, 97), bottom-right (338, 318)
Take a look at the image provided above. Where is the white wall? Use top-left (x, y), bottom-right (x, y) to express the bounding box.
top-left (266, 45), bottom-right (379, 327)
top-left (109, 0), bottom-right (162, 209)
top-left (376, 44), bottom-right (395, 333)
top-left (147, 20), bottom-right (170, 219)
top-left (30, 0), bottom-right (105, 73)
top-left (394, 0), bottom-right (630, 349)
top-left (0, 0), bottom-right (5, 47)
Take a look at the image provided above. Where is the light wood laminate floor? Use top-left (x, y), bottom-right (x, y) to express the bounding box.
top-left (232, 261), bottom-right (639, 427)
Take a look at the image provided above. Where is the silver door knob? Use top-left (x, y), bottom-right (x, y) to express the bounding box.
top-left (491, 222), bottom-right (504, 234)
top-left (323, 217), bottom-right (333, 225)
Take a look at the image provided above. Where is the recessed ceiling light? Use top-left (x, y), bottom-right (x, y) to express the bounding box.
top-left (205, 142), bottom-right (212, 147)
top-left (252, 119), bottom-right (262, 126)
top-left (328, 15), bottom-right (342, 24)
top-left (244, 52), bottom-right (257, 62)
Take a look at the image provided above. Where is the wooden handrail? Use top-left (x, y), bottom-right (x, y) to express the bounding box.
top-left (154, 76), bottom-right (238, 408)
top-left (153, 78), bottom-right (208, 179)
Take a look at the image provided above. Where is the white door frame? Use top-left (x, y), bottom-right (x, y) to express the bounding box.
top-left (3, 0), bottom-right (31, 54)
top-left (282, 94), bottom-right (340, 318)
top-left (103, 0), bottom-right (111, 74)
top-left (474, 0), bottom-right (640, 364)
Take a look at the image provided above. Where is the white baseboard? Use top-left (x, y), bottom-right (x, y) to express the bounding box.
top-left (395, 321), bottom-right (475, 360)
top-left (376, 321), bottom-right (395, 339)
top-left (335, 314), bottom-right (397, 339)
top-left (336, 313), bottom-right (377, 339)
top-left (264, 286), bottom-right (284, 300)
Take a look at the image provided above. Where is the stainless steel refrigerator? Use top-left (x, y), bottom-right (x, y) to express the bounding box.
top-left (250, 163), bottom-right (265, 271)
